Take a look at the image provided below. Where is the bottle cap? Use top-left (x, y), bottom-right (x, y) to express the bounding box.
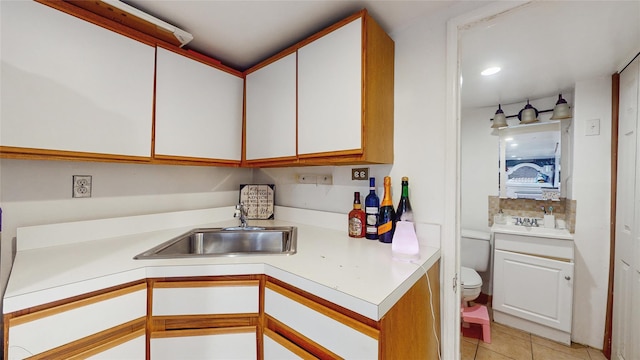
top-left (402, 176), bottom-right (409, 181)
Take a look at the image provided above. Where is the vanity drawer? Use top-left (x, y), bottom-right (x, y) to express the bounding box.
top-left (152, 280), bottom-right (259, 315)
top-left (494, 232), bottom-right (574, 260)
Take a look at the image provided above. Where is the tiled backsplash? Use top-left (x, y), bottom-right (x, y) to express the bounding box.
top-left (488, 196), bottom-right (576, 233)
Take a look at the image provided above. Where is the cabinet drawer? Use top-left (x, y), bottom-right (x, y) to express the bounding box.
top-left (85, 329), bottom-right (146, 359)
top-left (7, 284), bottom-right (146, 358)
top-left (494, 232), bottom-right (574, 260)
top-left (265, 282), bottom-right (378, 359)
top-left (152, 280), bottom-right (259, 315)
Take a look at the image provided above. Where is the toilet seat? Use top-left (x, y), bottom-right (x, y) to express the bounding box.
top-left (461, 266), bottom-right (482, 290)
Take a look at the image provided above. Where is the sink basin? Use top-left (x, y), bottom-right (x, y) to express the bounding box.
top-left (134, 226), bottom-right (297, 259)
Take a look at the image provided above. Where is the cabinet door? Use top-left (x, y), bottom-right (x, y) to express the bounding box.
top-left (155, 47), bottom-right (243, 161)
top-left (7, 284), bottom-right (146, 359)
top-left (493, 250), bottom-right (574, 332)
top-left (150, 328), bottom-right (257, 360)
top-left (263, 329), bottom-right (314, 360)
top-left (265, 282), bottom-right (378, 359)
top-left (245, 53), bottom-right (297, 161)
top-left (0, 1), bottom-right (154, 157)
top-left (298, 18), bottom-right (362, 155)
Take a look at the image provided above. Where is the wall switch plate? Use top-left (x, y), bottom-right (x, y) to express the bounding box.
top-left (586, 118), bottom-right (600, 136)
top-left (297, 174), bottom-right (317, 184)
top-left (73, 175), bottom-right (92, 198)
top-left (351, 167), bottom-right (369, 180)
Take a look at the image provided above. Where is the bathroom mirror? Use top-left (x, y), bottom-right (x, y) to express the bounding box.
top-left (498, 122), bottom-right (561, 200)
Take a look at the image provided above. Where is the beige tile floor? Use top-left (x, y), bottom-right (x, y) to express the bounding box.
top-left (462, 322), bottom-right (608, 360)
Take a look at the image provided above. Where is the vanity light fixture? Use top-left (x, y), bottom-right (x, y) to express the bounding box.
top-left (518, 100), bottom-right (539, 124)
top-left (550, 94), bottom-right (572, 120)
top-left (490, 104), bottom-right (508, 128)
top-left (481, 66), bottom-right (501, 76)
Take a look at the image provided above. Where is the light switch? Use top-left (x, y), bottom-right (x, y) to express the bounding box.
top-left (586, 119), bottom-right (600, 136)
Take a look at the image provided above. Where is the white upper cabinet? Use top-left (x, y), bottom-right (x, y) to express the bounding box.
top-left (245, 52), bottom-right (297, 161)
top-left (297, 18), bottom-right (363, 156)
top-left (0, 1), bottom-right (155, 157)
top-left (155, 47), bottom-right (243, 162)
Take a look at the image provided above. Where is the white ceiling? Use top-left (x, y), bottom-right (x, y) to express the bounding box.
top-left (124, 0), bottom-right (455, 70)
top-left (123, 0), bottom-right (640, 108)
top-left (460, 1), bottom-right (640, 109)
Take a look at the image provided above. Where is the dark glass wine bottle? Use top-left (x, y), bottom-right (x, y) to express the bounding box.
top-left (365, 177), bottom-right (380, 240)
top-left (396, 176), bottom-right (414, 222)
top-left (348, 192), bottom-right (365, 238)
top-left (378, 176), bottom-right (396, 243)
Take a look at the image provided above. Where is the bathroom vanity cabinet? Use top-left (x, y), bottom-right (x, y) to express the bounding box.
top-left (492, 228), bottom-right (574, 345)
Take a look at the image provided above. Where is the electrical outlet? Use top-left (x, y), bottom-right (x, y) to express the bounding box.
top-left (351, 167), bottom-right (369, 180)
top-left (297, 174), bottom-right (317, 184)
top-left (73, 175), bottom-right (92, 198)
top-left (318, 175), bottom-right (333, 185)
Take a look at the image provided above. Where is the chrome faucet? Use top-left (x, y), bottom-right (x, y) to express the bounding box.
top-left (234, 203), bottom-right (249, 228)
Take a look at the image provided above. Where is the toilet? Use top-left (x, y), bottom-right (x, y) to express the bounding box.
top-left (460, 229), bottom-right (491, 304)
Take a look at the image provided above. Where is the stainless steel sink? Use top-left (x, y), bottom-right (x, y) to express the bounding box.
top-left (134, 226), bottom-right (297, 259)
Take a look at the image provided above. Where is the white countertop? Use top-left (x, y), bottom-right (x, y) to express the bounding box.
top-left (4, 206), bottom-right (440, 321)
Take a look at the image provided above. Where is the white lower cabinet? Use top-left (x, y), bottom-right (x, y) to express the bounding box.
top-left (492, 231), bottom-right (574, 344)
top-left (264, 282), bottom-right (379, 359)
top-left (151, 328), bottom-right (257, 360)
top-left (149, 279), bottom-right (259, 359)
top-left (6, 283), bottom-right (146, 359)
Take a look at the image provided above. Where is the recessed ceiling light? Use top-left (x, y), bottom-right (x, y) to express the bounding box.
top-left (481, 67), bottom-right (501, 76)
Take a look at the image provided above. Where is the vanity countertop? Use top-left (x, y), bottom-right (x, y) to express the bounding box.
top-left (4, 206), bottom-right (440, 322)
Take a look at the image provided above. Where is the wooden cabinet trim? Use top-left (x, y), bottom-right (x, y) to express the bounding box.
top-left (0, 146), bottom-right (152, 163)
top-left (26, 317), bottom-right (145, 360)
top-left (265, 315), bottom-right (342, 360)
top-left (66, 327), bottom-right (145, 360)
top-left (156, 44), bottom-right (242, 78)
top-left (150, 325), bottom-right (256, 339)
top-left (265, 281), bottom-right (379, 340)
top-left (153, 280), bottom-right (259, 289)
top-left (7, 283), bottom-right (146, 327)
top-left (263, 327), bottom-right (316, 360)
top-left (152, 314), bottom-right (258, 332)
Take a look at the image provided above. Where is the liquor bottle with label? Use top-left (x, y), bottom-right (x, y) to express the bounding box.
top-left (378, 176), bottom-right (396, 243)
top-left (348, 192), bottom-right (365, 238)
top-left (365, 177), bottom-right (379, 240)
top-left (396, 176), bottom-right (414, 222)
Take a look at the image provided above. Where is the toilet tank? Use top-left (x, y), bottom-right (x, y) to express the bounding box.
top-left (461, 229), bottom-right (491, 272)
